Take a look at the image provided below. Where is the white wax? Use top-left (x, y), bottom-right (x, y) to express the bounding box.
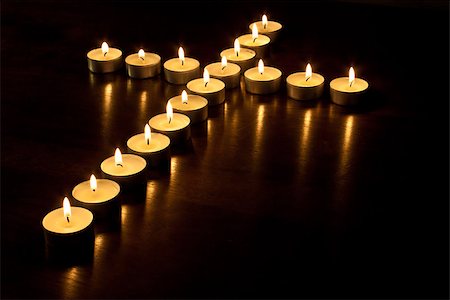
top-left (238, 34), bottom-right (270, 48)
top-left (125, 52), bottom-right (160, 67)
top-left (170, 94), bottom-right (208, 112)
top-left (87, 48), bottom-right (122, 61)
top-left (149, 113), bottom-right (190, 131)
top-left (127, 132), bottom-right (170, 154)
top-left (220, 48), bottom-right (256, 63)
top-left (249, 21), bottom-right (282, 35)
top-left (42, 207), bottom-right (93, 234)
top-left (164, 57), bottom-right (199, 72)
top-left (206, 62), bottom-right (240, 78)
top-left (330, 77), bottom-right (369, 93)
top-left (287, 72), bottom-right (324, 88)
top-left (186, 78), bottom-right (225, 94)
top-left (244, 66), bottom-right (282, 81)
top-left (72, 179), bottom-right (120, 204)
top-left (100, 154), bottom-right (146, 177)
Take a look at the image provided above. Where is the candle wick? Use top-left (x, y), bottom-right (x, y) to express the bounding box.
top-left (116, 163), bottom-right (123, 167)
top-left (168, 117), bottom-right (172, 124)
top-left (253, 37), bottom-right (257, 43)
top-left (222, 66), bottom-right (226, 70)
top-left (205, 82), bottom-right (208, 87)
top-left (264, 24), bottom-right (267, 29)
top-left (140, 57), bottom-right (144, 61)
top-left (236, 52), bottom-right (239, 57)
top-left (181, 60), bottom-right (184, 66)
top-left (103, 52), bottom-right (107, 57)
top-left (93, 189), bottom-right (96, 192)
top-left (350, 81), bottom-right (354, 87)
top-left (66, 216), bottom-right (70, 223)
top-left (146, 139), bottom-right (150, 145)
top-left (306, 76), bottom-right (310, 82)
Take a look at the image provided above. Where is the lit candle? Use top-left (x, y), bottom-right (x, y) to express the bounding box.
top-left (220, 39), bottom-right (256, 72)
top-left (125, 49), bottom-right (161, 79)
top-left (127, 124), bottom-right (171, 167)
top-left (87, 42), bottom-right (123, 73)
top-left (42, 197), bottom-right (94, 261)
top-left (286, 63), bottom-right (325, 100)
top-left (238, 24), bottom-right (270, 58)
top-left (169, 90), bottom-right (208, 124)
top-left (148, 100), bottom-right (191, 145)
top-left (330, 67), bottom-right (369, 105)
top-left (163, 46), bottom-right (200, 84)
top-left (71, 174), bottom-right (121, 222)
top-left (249, 14), bottom-right (282, 42)
top-left (187, 68), bottom-right (226, 106)
top-left (205, 56), bottom-right (241, 89)
top-left (100, 148), bottom-right (147, 188)
top-left (244, 59), bottom-right (282, 94)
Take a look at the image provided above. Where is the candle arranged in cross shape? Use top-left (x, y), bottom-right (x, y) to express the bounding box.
top-left (220, 39), bottom-right (256, 73)
top-left (249, 14), bottom-right (282, 42)
top-left (187, 68), bottom-right (226, 106)
top-left (244, 59), bottom-right (282, 94)
top-left (87, 42), bottom-right (123, 73)
top-left (127, 124), bottom-right (171, 167)
top-left (163, 46), bottom-right (200, 84)
top-left (72, 174), bottom-right (121, 222)
top-left (330, 67), bottom-right (369, 105)
top-left (238, 24), bottom-right (270, 58)
top-left (42, 197), bottom-right (95, 261)
top-left (125, 49), bottom-right (161, 79)
top-left (170, 90), bottom-right (208, 124)
top-left (287, 63), bottom-right (325, 100)
top-left (101, 148), bottom-right (147, 188)
top-left (206, 56), bottom-right (241, 89)
top-left (149, 100), bottom-right (191, 145)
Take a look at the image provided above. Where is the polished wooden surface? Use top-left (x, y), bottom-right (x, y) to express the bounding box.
top-left (2, 1), bottom-right (448, 298)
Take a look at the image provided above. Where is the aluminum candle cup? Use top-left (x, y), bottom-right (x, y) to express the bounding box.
top-left (244, 61), bottom-right (282, 94)
top-left (72, 177), bottom-right (120, 223)
top-left (42, 200), bottom-right (94, 262)
top-left (187, 78), bottom-right (225, 106)
top-left (249, 16), bottom-right (282, 42)
top-left (220, 48), bottom-right (256, 72)
top-left (206, 61), bottom-right (241, 89)
top-left (127, 130), bottom-right (171, 168)
top-left (149, 113), bottom-right (191, 145)
top-left (169, 92), bottom-right (208, 123)
top-left (100, 150), bottom-right (147, 190)
top-left (330, 68), bottom-right (369, 105)
top-left (287, 72), bottom-right (324, 100)
top-left (238, 34), bottom-right (270, 58)
top-left (125, 50), bottom-right (161, 79)
top-left (87, 42), bottom-right (123, 73)
top-left (163, 47), bottom-right (200, 84)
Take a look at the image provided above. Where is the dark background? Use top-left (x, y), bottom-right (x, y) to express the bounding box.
top-left (2, 0), bottom-right (449, 298)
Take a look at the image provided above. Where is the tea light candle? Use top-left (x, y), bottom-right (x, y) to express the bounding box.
top-left (244, 59), bottom-right (282, 94)
top-left (72, 174), bottom-right (120, 221)
top-left (42, 197), bottom-right (94, 261)
top-left (170, 90), bottom-right (208, 123)
top-left (127, 124), bottom-right (171, 167)
top-left (249, 14), bottom-right (282, 42)
top-left (330, 67), bottom-right (369, 105)
top-left (287, 63), bottom-right (325, 100)
top-left (164, 47), bottom-right (200, 84)
top-left (238, 24), bottom-right (270, 58)
top-left (87, 42), bottom-right (123, 73)
top-left (101, 148), bottom-right (147, 188)
top-left (206, 56), bottom-right (241, 89)
top-left (149, 100), bottom-right (191, 145)
top-left (187, 68), bottom-right (225, 106)
top-left (220, 39), bottom-right (256, 72)
top-left (125, 49), bottom-right (161, 79)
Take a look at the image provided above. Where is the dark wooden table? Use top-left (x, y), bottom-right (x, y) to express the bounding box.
top-left (2, 0), bottom-right (448, 298)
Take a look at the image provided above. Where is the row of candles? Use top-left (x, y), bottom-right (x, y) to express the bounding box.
top-left (43, 15), bottom-right (369, 261)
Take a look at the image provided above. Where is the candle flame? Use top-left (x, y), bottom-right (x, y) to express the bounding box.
top-left (114, 148), bottom-right (123, 166)
top-left (305, 63), bottom-right (312, 81)
top-left (221, 56), bottom-right (227, 69)
top-left (262, 14), bottom-right (268, 29)
top-left (63, 197), bottom-right (71, 222)
top-left (101, 42), bottom-right (109, 56)
top-left (258, 59), bottom-right (264, 75)
top-left (178, 47), bottom-right (185, 65)
top-left (234, 38), bottom-right (240, 56)
top-left (181, 90), bottom-right (188, 104)
top-left (252, 24), bottom-right (259, 42)
top-left (138, 49), bottom-right (145, 60)
top-left (90, 174), bottom-right (97, 192)
top-left (349, 67), bottom-right (355, 87)
top-left (144, 124), bottom-right (151, 144)
top-left (166, 100), bottom-right (173, 124)
top-left (203, 68), bottom-right (210, 87)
